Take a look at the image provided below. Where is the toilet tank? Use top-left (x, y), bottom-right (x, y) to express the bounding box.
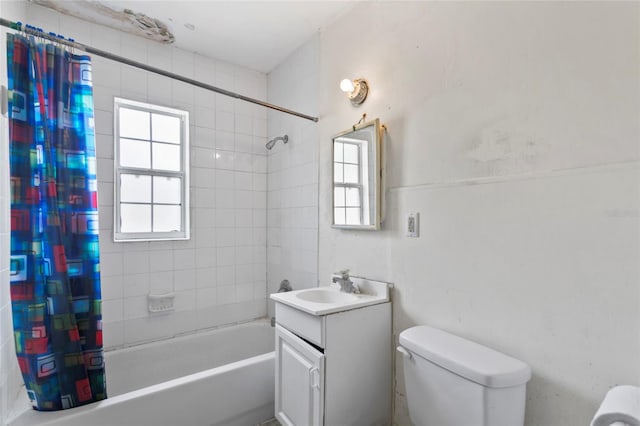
top-left (398, 325), bottom-right (531, 426)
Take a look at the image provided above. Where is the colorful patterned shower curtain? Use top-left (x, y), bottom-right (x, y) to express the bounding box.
top-left (7, 34), bottom-right (107, 411)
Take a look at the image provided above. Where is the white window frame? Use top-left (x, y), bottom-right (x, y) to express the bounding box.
top-left (113, 97), bottom-right (190, 242)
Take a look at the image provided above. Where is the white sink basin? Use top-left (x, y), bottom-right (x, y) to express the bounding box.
top-left (270, 277), bottom-right (390, 316)
top-left (295, 288), bottom-right (358, 304)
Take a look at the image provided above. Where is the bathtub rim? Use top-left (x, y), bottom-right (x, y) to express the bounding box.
top-left (104, 316), bottom-right (271, 353)
top-left (9, 352), bottom-right (275, 426)
top-left (7, 317), bottom-right (275, 426)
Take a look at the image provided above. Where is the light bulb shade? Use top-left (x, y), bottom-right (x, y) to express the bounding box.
top-left (340, 78), bottom-right (355, 93)
top-left (348, 79), bottom-right (368, 106)
top-left (339, 78), bottom-right (369, 106)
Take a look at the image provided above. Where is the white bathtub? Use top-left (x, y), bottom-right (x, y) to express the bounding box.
top-left (10, 320), bottom-right (275, 426)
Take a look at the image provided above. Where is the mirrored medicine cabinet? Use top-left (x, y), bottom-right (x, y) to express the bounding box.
top-left (331, 118), bottom-right (383, 230)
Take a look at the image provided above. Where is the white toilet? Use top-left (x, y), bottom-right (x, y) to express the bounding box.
top-left (398, 325), bottom-right (532, 426)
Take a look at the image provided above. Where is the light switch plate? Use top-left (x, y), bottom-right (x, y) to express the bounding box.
top-left (407, 213), bottom-right (419, 238)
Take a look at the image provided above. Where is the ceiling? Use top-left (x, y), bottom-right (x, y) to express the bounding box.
top-left (31, 1), bottom-right (357, 73)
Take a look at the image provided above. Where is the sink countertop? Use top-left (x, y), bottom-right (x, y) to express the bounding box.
top-left (270, 276), bottom-right (391, 316)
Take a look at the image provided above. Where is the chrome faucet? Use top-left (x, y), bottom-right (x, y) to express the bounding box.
top-left (277, 279), bottom-right (292, 293)
top-left (332, 269), bottom-right (359, 294)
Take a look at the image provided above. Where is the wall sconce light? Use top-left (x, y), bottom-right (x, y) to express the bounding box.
top-left (340, 78), bottom-right (369, 106)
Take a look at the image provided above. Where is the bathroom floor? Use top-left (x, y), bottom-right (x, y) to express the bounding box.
top-left (259, 418), bottom-right (281, 426)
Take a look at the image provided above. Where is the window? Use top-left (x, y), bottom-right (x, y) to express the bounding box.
top-left (333, 138), bottom-right (370, 226)
top-left (113, 98), bottom-right (189, 241)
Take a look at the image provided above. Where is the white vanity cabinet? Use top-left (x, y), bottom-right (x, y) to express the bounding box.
top-left (275, 324), bottom-right (325, 426)
top-left (273, 293), bottom-right (391, 426)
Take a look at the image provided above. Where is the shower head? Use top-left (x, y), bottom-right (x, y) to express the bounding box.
top-left (266, 134), bottom-right (288, 150)
top-left (265, 139), bottom-right (276, 150)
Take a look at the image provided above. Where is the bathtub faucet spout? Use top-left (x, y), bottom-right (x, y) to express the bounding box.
top-left (278, 279), bottom-right (292, 293)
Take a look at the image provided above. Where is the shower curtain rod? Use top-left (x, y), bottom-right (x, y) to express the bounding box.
top-left (0, 18), bottom-right (319, 122)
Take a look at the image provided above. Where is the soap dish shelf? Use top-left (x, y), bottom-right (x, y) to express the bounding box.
top-left (148, 292), bottom-right (175, 313)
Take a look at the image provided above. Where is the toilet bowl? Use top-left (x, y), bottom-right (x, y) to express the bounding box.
top-left (398, 325), bottom-right (531, 426)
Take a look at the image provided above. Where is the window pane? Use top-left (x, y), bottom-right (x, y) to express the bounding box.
top-left (119, 108), bottom-right (150, 140)
top-left (115, 100), bottom-right (190, 240)
top-left (153, 205), bottom-right (181, 232)
top-left (120, 174), bottom-right (151, 203)
top-left (334, 187), bottom-right (345, 207)
top-left (344, 143), bottom-right (359, 164)
top-left (120, 203), bottom-right (151, 233)
top-left (120, 138), bottom-right (151, 168)
top-left (344, 164), bottom-right (359, 184)
top-left (152, 143), bottom-right (181, 171)
top-left (334, 207), bottom-right (346, 225)
top-left (333, 163), bottom-right (344, 183)
top-left (153, 176), bottom-right (181, 204)
top-left (333, 142), bottom-right (343, 162)
top-left (345, 207), bottom-right (361, 225)
top-left (152, 113), bottom-right (181, 144)
top-left (345, 188), bottom-right (361, 207)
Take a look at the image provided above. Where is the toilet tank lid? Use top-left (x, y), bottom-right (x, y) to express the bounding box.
top-left (399, 325), bottom-right (532, 388)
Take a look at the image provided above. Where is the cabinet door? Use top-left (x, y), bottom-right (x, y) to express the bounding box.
top-left (275, 324), bottom-right (325, 426)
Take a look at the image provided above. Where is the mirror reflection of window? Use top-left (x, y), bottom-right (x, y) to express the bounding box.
top-left (332, 119), bottom-right (381, 230)
top-left (333, 136), bottom-right (371, 226)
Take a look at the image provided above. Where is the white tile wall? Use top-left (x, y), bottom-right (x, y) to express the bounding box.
top-left (0, 2), bottom-right (270, 371)
top-left (0, 3), bottom-right (32, 423)
top-left (266, 37), bottom-right (320, 316)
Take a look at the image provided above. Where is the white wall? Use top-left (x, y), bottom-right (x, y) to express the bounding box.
top-left (0, 3), bottom-right (271, 420)
top-left (266, 37), bottom-right (320, 316)
top-left (317, 2), bottom-right (640, 425)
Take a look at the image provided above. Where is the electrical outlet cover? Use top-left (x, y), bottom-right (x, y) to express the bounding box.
top-left (407, 213), bottom-right (419, 237)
